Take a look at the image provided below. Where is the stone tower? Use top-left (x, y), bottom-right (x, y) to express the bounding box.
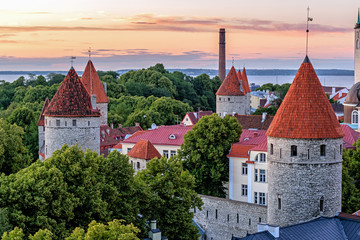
top-left (219, 28), bottom-right (226, 81)
top-left (81, 60), bottom-right (109, 126)
top-left (37, 97), bottom-right (49, 160)
top-left (355, 10), bottom-right (360, 84)
top-left (266, 56), bottom-right (344, 227)
top-left (216, 66), bottom-right (250, 117)
top-left (43, 67), bottom-right (101, 159)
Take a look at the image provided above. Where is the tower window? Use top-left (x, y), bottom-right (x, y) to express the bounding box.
top-left (72, 120), bottom-right (77, 126)
top-left (291, 145), bottom-right (297, 157)
top-left (88, 121), bottom-right (90, 126)
top-left (206, 211), bottom-right (208, 218)
top-left (237, 213), bottom-right (239, 223)
top-left (270, 144), bottom-right (273, 155)
top-left (137, 162), bottom-right (140, 170)
top-left (320, 197), bottom-right (324, 212)
top-left (352, 111), bottom-right (358, 124)
top-left (219, 97), bottom-right (221, 101)
top-left (320, 145), bottom-right (326, 156)
top-left (308, 149), bottom-right (310, 159)
top-left (228, 98), bottom-right (230, 101)
top-left (280, 148), bottom-right (282, 158)
top-left (65, 121), bottom-right (67, 127)
top-left (278, 197), bottom-right (282, 210)
top-left (227, 214), bottom-right (230, 222)
top-left (215, 209), bottom-right (218, 219)
top-left (56, 120), bottom-right (60, 126)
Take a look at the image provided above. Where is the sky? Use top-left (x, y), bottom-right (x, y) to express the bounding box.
top-left (0, 0), bottom-right (359, 71)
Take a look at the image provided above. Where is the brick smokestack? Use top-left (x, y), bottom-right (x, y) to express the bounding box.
top-left (219, 28), bottom-right (226, 81)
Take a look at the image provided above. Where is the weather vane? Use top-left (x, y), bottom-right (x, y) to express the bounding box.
top-left (306, 6), bottom-right (313, 56)
top-left (88, 47), bottom-right (91, 60)
top-left (70, 56), bottom-right (76, 68)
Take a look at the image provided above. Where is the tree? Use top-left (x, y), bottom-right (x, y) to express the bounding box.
top-left (342, 139), bottom-right (360, 213)
top-left (66, 220), bottom-right (139, 240)
top-left (179, 114), bottom-right (242, 197)
top-left (0, 119), bottom-right (32, 174)
top-left (135, 157), bottom-right (203, 240)
top-left (1, 227), bottom-right (24, 240)
top-left (29, 229), bottom-right (53, 240)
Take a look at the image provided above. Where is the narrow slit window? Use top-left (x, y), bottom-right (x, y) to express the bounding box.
top-left (270, 144), bottom-right (273, 155)
top-left (278, 197), bottom-right (282, 210)
top-left (320, 145), bottom-right (326, 156)
top-left (291, 145), bottom-right (297, 157)
top-left (320, 197), bottom-right (324, 212)
top-left (215, 209), bottom-right (218, 219)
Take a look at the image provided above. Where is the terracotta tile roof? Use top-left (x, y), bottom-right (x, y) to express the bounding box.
top-left (266, 56), bottom-right (344, 139)
top-left (100, 125), bottom-right (143, 148)
top-left (122, 125), bottom-right (193, 146)
top-left (183, 111), bottom-right (213, 125)
top-left (341, 124), bottom-right (359, 150)
top-left (112, 143), bottom-right (122, 149)
top-left (241, 67), bottom-right (251, 94)
top-left (128, 139), bottom-right (162, 160)
top-left (216, 66), bottom-right (245, 96)
top-left (234, 114), bottom-right (274, 130)
top-left (37, 97), bottom-right (49, 126)
top-left (228, 130), bottom-right (267, 158)
top-left (44, 67), bottom-right (101, 117)
top-left (227, 144), bottom-right (253, 158)
top-left (81, 60), bottom-right (109, 103)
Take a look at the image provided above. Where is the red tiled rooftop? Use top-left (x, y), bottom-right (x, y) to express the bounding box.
top-left (183, 111), bottom-right (213, 125)
top-left (341, 124), bottom-right (359, 150)
top-left (241, 67), bottom-right (251, 94)
top-left (216, 66), bottom-right (245, 96)
top-left (228, 130), bottom-right (267, 158)
top-left (44, 67), bottom-right (101, 117)
top-left (122, 125), bottom-right (193, 146)
top-left (128, 139), bottom-right (162, 160)
top-left (37, 97), bottom-right (49, 126)
top-left (235, 114), bottom-right (274, 130)
top-left (81, 60), bottom-right (109, 103)
top-left (227, 144), bottom-right (253, 158)
top-left (250, 137), bottom-right (267, 152)
top-left (100, 125), bottom-right (143, 147)
top-left (266, 56), bottom-right (344, 139)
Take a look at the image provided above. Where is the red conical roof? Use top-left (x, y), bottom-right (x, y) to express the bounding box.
top-left (44, 67), bottom-right (101, 117)
top-left (127, 139), bottom-right (162, 160)
top-left (237, 70), bottom-right (245, 93)
top-left (81, 60), bottom-right (109, 103)
top-left (242, 67), bottom-right (251, 94)
top-left (37, 97), bottom-right (49, 126)
top-left (266, 56), bottom-right (344, 139)
top-left (216, 66), bottom-right (245, 96)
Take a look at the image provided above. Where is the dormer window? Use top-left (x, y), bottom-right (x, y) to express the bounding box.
top-left (169, 134), bottom-right (176, 140)
top-left (243, 138), bottom-right (249, 141)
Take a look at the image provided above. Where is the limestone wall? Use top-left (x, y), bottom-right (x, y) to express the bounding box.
top-left (97, 103), bottom-right (108, 126)
top-left (38, 126), bottom-right (45, 152)
top-left (216, 95), bottom-right (250, 117)
top-left (44, 116), bottom-right (100, 158)
top-left (267, 137), bottom-right (342, 227)
top-left (194, 195), bottom-right (267, 240)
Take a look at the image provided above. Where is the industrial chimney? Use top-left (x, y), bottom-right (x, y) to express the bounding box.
top-left (219, 28), bottom-right (226, 81)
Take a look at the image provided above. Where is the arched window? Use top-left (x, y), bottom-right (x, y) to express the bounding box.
top-left (352, 111), bottom-right (358, 124)
top-left (255, 153), bottom-right (266, 162)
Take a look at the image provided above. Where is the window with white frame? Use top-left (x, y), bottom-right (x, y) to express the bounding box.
top-left (259, 192), bottom-right (266, 205)
top-left (163, 150), bottom-right (169, 158)
top-left (242, 163), bottom-right (248, 175)
top-left (241, 184), bottom-right (248, 196)
top-left (352, 110), bottom-right (358, 124)
top-left (170, 150), bottom-right (176, 157)
top-left (259, 169), bottom-right (266, 182)
top-left (255, 153), bottom-right (266, 162)
top-left (255, 169), bottom-right (258, 182)
top-left (254, 192), bottom-right (258, 204)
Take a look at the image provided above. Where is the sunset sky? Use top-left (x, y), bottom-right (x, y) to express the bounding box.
top-left (0, 0), bottom-right (359, 70)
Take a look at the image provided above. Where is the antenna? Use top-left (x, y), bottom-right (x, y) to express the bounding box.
top-left (306, 7), bottom-right (313, 56)
top-left (232, 57), bottom-right (234, 66)
top-left (88, 47), bottom-right (91, 60)
top-left (70, 56), bottom-right (76, 68)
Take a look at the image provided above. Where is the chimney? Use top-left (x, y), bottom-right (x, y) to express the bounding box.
top-left (261, 112), bottom-right (267, 122)
top-left (219, 28), bottom-right (226, 81)
top-left (91, 94), bottom-right (97, 110)
top-left (135, 122), bottom-right (140, 127)
top-left (257, 223), bottom-right (279, 238)
top-left (150, 219), bottom-right (156, 230)
top-left (118, 123), bottom-right (122, 128)
top-left (110, 123), bottom-right (114, 129)
top-left (103, 82), bottom-right (107, 95)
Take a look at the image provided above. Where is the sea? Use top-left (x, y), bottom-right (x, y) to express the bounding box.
top-left (0, 73), bottom-right (354, 89)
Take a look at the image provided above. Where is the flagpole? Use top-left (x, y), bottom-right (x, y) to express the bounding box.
top-left (306, 7), bottom-right (309, 56)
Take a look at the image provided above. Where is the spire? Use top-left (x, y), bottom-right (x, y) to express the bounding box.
top-left (242, 67), bottom-right (251, 93)
top-left (216, 66), bottom-right (245, 96)
top-left (44, 68), bottom-right (101, 117)
top-left (266, 57), bottom-right (344, 139)
top-left (356, 9), bottom-right (360, 29)
top-left (81, 60), bottom-right (109, 103)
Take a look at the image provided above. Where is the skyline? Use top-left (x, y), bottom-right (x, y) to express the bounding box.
top-left (0, 0), bottom-right (359, 70)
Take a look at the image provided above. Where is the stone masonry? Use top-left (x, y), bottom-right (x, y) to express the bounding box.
top-left (194, 195), bottom-right (267, 240)
top-left (97, 102), bottom-right (108, 126)
top-left (267, 137), bottom-right (343, 227)
top-left (45, 116), bottom-right (100, 158)
top-left (216, 95), bottom-right (250, 116)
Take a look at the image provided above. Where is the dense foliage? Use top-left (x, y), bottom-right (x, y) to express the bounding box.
top-left (179, 114), bottom-right (242, 197)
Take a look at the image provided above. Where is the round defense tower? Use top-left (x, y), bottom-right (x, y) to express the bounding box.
top-left (44, 67), bottom-right (101, 159)
top-left (216, 66), bottom-right (250, 117)
top-left (266, 56), bottom-right (344, 227)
